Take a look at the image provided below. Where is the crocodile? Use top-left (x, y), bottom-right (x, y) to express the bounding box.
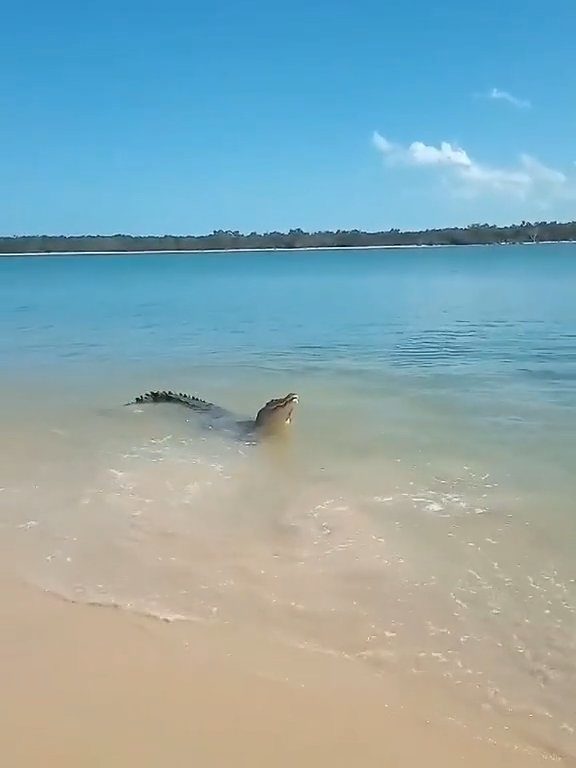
top-left (125, 390), bottom-right (299, 440)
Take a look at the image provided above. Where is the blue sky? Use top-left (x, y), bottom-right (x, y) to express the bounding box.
top-left (1, 0), bottom-right (574, 235)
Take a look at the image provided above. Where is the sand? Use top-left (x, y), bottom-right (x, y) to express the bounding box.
top-left (0, 573), bottom-right (565, 768)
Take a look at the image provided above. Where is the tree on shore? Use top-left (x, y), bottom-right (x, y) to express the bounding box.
top-left (1, 221), bottom-right (575, 254)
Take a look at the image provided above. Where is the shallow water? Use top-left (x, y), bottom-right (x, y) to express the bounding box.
top-left (1, 245), bottom-right (575, 757)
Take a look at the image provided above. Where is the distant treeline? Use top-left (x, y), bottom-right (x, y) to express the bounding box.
top-left (1, 221), bottom-right (576, 254)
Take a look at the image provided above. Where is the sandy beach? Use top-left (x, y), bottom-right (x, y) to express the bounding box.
top-left (0, 573), bottom-right (564, 767)
top-left (1, 239), bottom-right (573, 258)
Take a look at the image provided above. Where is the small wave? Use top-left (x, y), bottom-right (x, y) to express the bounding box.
top-left (35, 583), bottom-right (209, 625)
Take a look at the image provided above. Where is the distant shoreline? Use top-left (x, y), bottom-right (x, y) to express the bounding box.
top-left (1, 240), bottom-right (575, 257)
top-left (1, 221), bottom-right (575, 256)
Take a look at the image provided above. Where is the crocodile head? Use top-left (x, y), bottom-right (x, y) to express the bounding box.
top-left (254, 393), bottom-right (299, 434)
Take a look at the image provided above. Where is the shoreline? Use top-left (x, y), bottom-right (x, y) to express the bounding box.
top-left (0, 573), bottom-right (562, 767)
top-left (1, 240), bottom-right (575, 257)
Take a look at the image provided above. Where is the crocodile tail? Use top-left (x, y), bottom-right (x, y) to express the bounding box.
top-left (124, 391), bottom-right (212, 409)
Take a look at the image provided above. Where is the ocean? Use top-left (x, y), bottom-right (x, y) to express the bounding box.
top-left (1, 244), bottom-right (575, 758)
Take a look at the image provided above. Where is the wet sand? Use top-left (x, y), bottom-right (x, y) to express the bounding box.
top-left (0, 574), bottom-right (562, 768)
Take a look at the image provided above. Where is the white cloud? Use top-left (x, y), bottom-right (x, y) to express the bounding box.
top-left (486, 88), bottom-right (531, 109)
top-left (408, 141), bottom-right (472, 168)
top-left (371, 131), bottom-right (571, 202)
top-left (371, 132), bottom-right (394, 154)
top-left (371, 132), bottom-right (472, 169)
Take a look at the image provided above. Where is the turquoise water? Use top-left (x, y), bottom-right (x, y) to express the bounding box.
top-left (2, 245), bottom-right (576, 383)
top-left (1, 245), bottom-right (576, 756)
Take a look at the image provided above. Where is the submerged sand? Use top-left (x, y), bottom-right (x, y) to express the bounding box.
top-left (0, 573), bottom-right (567, 768)
top-left (1, 383), bottom-right (576, 766)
